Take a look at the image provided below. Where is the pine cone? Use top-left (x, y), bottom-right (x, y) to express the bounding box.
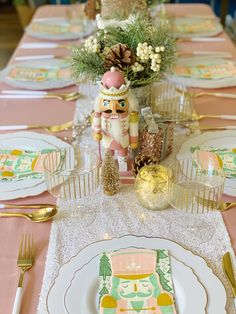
top-left (84, 0), bottom-right (101, 20)
top-left (133, 154), bottom-right (159, 177)
top-left (104, 44), bottom-right (135, 70)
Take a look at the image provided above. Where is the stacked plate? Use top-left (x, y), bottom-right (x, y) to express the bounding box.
top-left (46, 235), bottom-right (227, 314)
top-left (0, 132), bottom-right (71, 200)
top-left (177, 130), bottom-right (236, 197)
top-left (173, 17), bottom-right (222, 38)
top-left (0, 59), bottom-right (74, 90)
top-left (167, 57), bottom-right (236, 89)
top-left (26, 17), bottom-right (96, 40)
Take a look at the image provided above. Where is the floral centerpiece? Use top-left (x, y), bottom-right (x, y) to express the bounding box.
top-left (71, 15), bottom-right (176, 88)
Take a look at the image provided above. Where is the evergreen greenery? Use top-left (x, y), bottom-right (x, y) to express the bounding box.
top-left (71, 15), bottom-right (176, 87)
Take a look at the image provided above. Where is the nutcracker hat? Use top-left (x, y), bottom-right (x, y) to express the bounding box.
top-left (99, 79), bottom-right (130, 101)
top-left (110, 248), bottom-right (157, 279)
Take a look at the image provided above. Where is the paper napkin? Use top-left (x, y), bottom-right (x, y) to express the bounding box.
top-left (99, 248), bottom-right (177, 314)
top-left (0, 148), bottom-right (56, 181)
top-left (192, 146), bottom-right (236, 178)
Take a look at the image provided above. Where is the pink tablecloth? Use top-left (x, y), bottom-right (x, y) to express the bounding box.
top-left (0, 3), bottom-right (236, 314)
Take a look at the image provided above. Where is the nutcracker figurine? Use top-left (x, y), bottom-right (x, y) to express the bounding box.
top-left (92, 67), bottom-right (139, 171)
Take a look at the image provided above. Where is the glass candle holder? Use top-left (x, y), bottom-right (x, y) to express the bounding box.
top-left (151, 81), bottom-right (193, 121)
top-left (168, 158), bottom-right (225, 244)
top-left (168, 159), bottom-right (225, 213)
top-left (135, 165), bottom-right (169, 211)
top-left (43, 147), bottom-right (100, 225)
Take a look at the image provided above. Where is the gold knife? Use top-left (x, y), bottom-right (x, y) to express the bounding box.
top-left (222, 252), bottom-right (236, 308)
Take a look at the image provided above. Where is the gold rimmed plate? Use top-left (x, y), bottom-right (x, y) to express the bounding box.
top-left (45, 235), bottom-right (226, 314)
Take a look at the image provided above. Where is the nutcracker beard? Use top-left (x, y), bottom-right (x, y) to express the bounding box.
top-left (102, 114), bottom-right (129, 150)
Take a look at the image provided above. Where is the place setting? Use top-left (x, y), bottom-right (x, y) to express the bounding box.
top-left (1, 1), bottom-right (236, 314)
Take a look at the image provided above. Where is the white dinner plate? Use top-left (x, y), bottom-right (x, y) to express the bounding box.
top-left (0, 131), bottom-right (71, 200)
top-left (46, 235), bottom-right (226, 314)
top-left (177, 130), bottom-right (236, 196)
top-left (25, 17), bottom-right (96, 40)
top-left (173, 17), bottom-right (222, 38)
top-left (64, 253), bottom-right (207, 314)
top-left (0, 59), bottom-right (74, 90)
top-left (167, 57), bottom-right (236, 89)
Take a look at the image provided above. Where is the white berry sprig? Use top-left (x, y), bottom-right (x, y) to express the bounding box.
top-left (131, 62), bottom-right (144, 73)
top-left (136, 42), bottom-right (153, 62)
top-left (84, 36), bottom-right (100, 53)
top-left (150, 46), bottom-right (165, 72)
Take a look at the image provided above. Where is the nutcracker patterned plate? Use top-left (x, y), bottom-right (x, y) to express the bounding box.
top-left (177, 130), bottom-right (236, 196)
top-left (46, 235), bottom-right (226, 314)
top-left (26, 17), bottom-right (96, 40)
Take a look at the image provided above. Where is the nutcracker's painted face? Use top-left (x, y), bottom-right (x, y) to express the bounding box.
top-left (100, 98), bottom-right (129, 114)
top-left (114, 276), bottom-right (155, 302)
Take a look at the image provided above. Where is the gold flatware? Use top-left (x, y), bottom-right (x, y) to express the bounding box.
top-left (177, 51), bottom-right (232, 58)
top-left (43, 92), bottom-right (80, 101)
top-left (0, 206), bottom-right (57, 222)
top-left (175, 14), bottom-right (219, 20)
top-left (222, 252), bottom-right (236, 308)
top-left (20, 42), bottom-right (79, 49)
top-left (197, 198), bottom-right (236, 212)
top-left (189, 125), bottom-right (236, 131)
top-left (15, 55), bottom-right (68, 61)
top-left (176, 87), bottom-right (236, 100)
top-left (0, 92), bottom-right (80, 101)
top-left (220, 202), bottom-right (236, 212)
top-left (12, 234), bottom-right (35, 314)
top-left (0, 121), bottom-right (73, 133)
top-left (191, 113), bottom-right (236, 121)
top-left (177, 37), bottom-right (225, 43)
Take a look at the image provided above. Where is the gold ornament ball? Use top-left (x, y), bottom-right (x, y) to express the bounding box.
top-left (135, 164), bottom-right (169, 211)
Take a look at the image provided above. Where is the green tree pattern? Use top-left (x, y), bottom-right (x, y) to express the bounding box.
top-left (99, 253), bottom-right (112, 280)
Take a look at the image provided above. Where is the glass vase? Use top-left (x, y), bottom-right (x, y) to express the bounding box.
top-left (132, 83), bottom-right (153, 112)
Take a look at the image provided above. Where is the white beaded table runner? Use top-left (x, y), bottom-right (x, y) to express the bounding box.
top-left (37, 83), bottom-right (235, 313)
top-left (37, 187), bottom-right (235, 313)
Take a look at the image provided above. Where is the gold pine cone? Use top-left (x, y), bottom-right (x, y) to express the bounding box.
top-left (104, 43), bottom-right (135, 70)
top-left (133, 154), bottom-right (159, 177)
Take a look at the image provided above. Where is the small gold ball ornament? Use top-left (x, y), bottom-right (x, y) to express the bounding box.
top-left (135, 164), bottom-right (169, 211)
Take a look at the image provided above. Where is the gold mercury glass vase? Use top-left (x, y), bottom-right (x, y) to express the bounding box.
top-left (101, 0), bottom-right (147, 20)
top-left (135, 164), bottom-right (169, 211)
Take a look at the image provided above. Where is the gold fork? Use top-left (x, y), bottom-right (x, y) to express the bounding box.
top-left (43, 92), bottom-right (80, 101)
top-left (175, 87), bottom-right (236, 100)
top-left (12, 234), bottom-right (35, 314)
top-left (0, 121), bottom-right (73, 133)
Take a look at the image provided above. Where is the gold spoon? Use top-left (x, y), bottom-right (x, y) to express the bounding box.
top-left (220, 202), bottom-right (236, 212)
top-left (0, 205), bottom-right (57, 222)
top-left (197, 198), bottom-right (236, 212)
